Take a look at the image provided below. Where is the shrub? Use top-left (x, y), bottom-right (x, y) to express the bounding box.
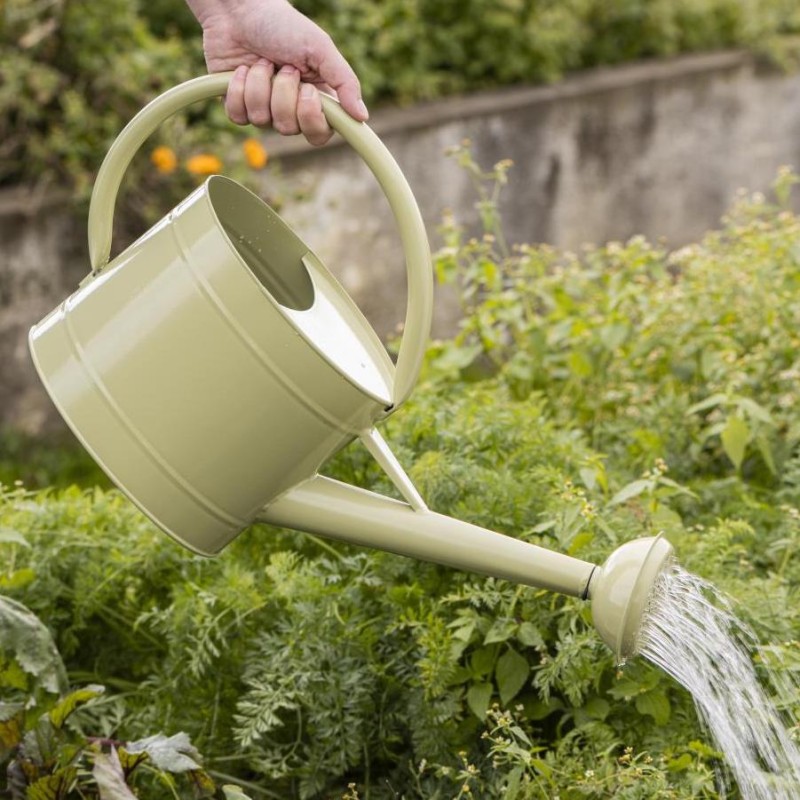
top-left (4, 160), bottom-right (800, 797)
top-left (4, 0), bottom-right (800, 195)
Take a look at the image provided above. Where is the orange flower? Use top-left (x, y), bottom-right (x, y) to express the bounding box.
top-left (150, 145), bottom-right (177, 174)
top-left (185, 153), bottom-right (223, 176)
top-left (243, 137), bottom-right (268, 170)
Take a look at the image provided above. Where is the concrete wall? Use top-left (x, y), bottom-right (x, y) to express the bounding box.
top-left (3, 51), bottom-right (800, 433)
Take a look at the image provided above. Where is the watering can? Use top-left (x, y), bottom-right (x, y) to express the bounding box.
top-left (28, 74), bottom-right (673, 662)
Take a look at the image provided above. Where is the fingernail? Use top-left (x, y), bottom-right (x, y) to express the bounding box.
top-left (357, 99), bottom-right (369, 120)
top-left (279, 65), bottom-right (298, 75)
top-left (300, 83), bottom-right (315, 99)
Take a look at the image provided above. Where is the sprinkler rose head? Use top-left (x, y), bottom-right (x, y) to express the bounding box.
top-left (588, 535), bottom-right (674, 662)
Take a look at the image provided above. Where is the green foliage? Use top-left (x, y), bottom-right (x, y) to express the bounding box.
top-left (0, 429), bottom-right (108, 490)
top-left (6, 157), bottom-right (800, 795)
top-left (434, 150), bottom-right (800, 493)
top-left (0, 594), bottom-right (254, 799)
top-left (5, 0), bottom-right (800, 195)
top-left (1, 0), bottom-right (200, 193)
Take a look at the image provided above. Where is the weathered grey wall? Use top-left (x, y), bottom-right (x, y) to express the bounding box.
top-left (0, 188), bottom-right (85, 433)
top-left (3, 51), bottom-right (800, 432)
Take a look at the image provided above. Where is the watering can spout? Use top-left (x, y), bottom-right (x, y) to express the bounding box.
top-left (257, 477), bottom-right (674, 661)
top-left (257, 475), bottom-right (597, 597)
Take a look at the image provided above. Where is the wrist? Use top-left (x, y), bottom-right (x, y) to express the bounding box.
top-left (186, 0), bottom-right (289, 26)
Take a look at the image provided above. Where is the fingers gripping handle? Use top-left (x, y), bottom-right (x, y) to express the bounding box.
top-left (86, 72), bottom-right (432, 407)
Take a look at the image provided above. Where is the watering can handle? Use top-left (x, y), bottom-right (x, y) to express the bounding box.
top-left (86, 72), bottom-right (432, 407)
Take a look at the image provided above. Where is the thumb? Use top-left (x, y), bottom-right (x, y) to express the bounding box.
top-left (318, 45), bottom-right (369, 122)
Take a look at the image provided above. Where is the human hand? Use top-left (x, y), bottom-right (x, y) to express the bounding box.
top-left (186, 0), bottom-right (368, 145)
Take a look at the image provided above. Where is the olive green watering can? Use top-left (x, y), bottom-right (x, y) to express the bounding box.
top-left (29, 74), bottom-right (672, 662)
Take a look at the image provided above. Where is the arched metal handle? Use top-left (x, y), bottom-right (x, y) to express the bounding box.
top-left (86, 72), bottom-right (432, 407)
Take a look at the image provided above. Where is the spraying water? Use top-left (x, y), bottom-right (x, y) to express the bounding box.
top-left (637, 562), bottom-right (800, 798)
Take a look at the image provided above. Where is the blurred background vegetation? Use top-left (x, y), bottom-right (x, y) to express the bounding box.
top-left (3, 0), bottom-right (800, 196)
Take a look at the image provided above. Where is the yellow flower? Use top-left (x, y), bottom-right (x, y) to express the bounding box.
top-left (243, 137), bottom-right (268, 170)
top-left (150, 146), bottom-right (177, 174)
top-left (185, 153), bottom-right (223, 176)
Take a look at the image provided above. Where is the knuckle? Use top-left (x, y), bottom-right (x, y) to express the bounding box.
top-left (249, 111), bottom-right (272, 128)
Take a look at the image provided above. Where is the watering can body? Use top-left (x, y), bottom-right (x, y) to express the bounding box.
top-left (30, 177), bottom-right (394, 555)
top-left (28, 74), bottom-right (673, 663)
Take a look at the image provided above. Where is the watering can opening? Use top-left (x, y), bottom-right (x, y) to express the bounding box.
top-left (207, 175), bottom-right (314, 312)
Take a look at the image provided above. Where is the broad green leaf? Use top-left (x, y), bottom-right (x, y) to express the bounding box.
top-left (0, 596), bottom-right (67, 695)
top-left (567, 350), bottom-right (593, 378)
top-left (650, 504), bottom-right (684, 532)
top-left (470, 646), bottom-right (497, 677)
top-left (721, 414), bottom-right (749, 471)
top-left (495, 648), bottom-right (529, 705)
top-left (598, 322), bottom-right (629, 351)
top-left (126, 732), bottom-right (201, 773)
top-left (448, 615), bottom-right (477, 643)
top-left (756, 434), bottom-right (777, 475)
top-left (0, 568), bottom-right (36, 590)
top-left (531, 758), bottom-right (553, 778)
top-left (578, 467), bottom-right (597, 491)
top-left (517, 622), bottom-right (545, 649)
top-left (50, 685), bottom-right (104, 729)
top-left (635, 690), bottom-right (671, 725)
top-left (466, 682), bottom-right (493, 719)
top-left (504, 766), bottom-right (524, 799)
top-left (0, 528), bottom-right (29, 547)
top-left (667, 753), bottom-right (693, 772)
top-left (584, 696), bottom-right (610, 721)
top-left (686, 393), bottom-right (728, 416)
top-left (568, 530), bottom-right (594, 555)
top-left (526, 696), bottom-right (565, 720)
top-left (689, 739), bottom-right (723, 758)
top-left (484, 618), bottom-right (517, 645)
top-left (609, 479), bottom-right (653, 506)
top-left (22, 714), bottom-right (59, 768)
top-left (735, 396), bottom-right (776, 426)
top-left (93, 749), bottom-right (137, 800)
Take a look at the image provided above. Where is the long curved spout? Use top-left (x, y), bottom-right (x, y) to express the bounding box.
top-left (258, 475), bottom-right (597, 597)
top-left (257, 476), bottom-right (674, 660)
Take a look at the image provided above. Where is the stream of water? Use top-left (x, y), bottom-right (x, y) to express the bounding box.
top-left (637, 563), bottom-right (800, 798)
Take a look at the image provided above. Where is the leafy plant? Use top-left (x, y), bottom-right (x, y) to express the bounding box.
top-left (5, 155), bottom-right (800, 796)
top-left (0, 594), bottom-right (254, 799)
top-left (5, 0), bottom-right (800, 197)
